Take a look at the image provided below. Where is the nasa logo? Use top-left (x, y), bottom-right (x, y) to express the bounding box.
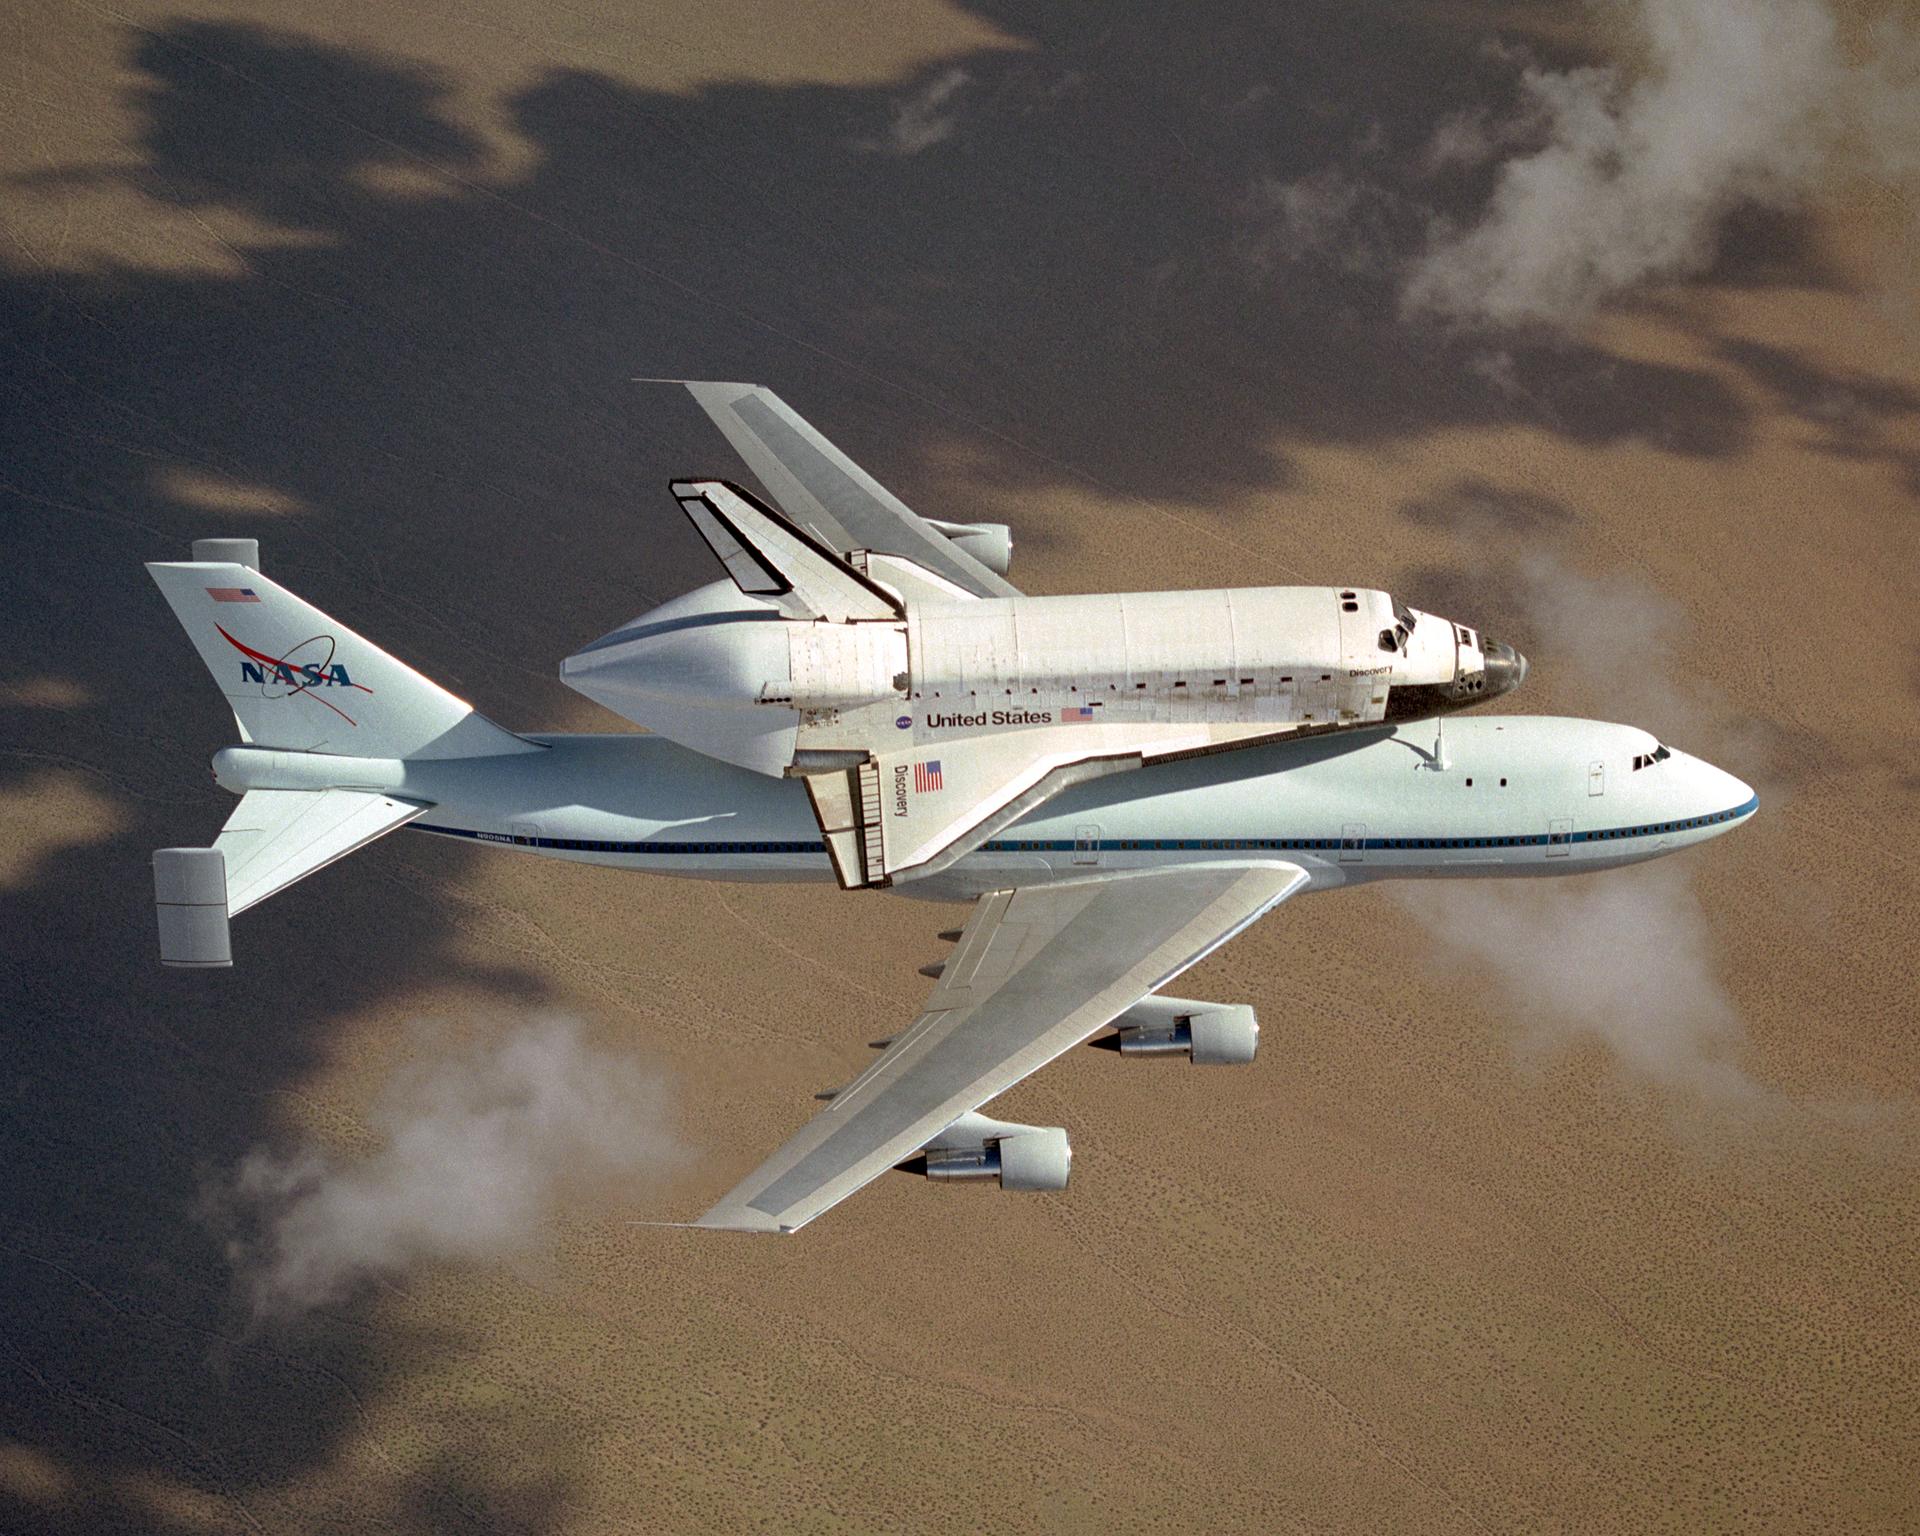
top-left (217, 623), bottom-right (373, 726)
top-left (895, 715), bottom-right (912, 730)
top-left (239, 660), bottom-right (357, 688)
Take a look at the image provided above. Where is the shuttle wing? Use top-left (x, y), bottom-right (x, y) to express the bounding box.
top-left (808, 719), bottom-right (1317, 889)
top-left (663, 380), bottom-right (1022, 599)
top-left (695, 862), bottom-right (1308, 1233)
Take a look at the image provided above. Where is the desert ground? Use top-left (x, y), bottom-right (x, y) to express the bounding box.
top-left (3, 2), bottom-right (1917, 1531)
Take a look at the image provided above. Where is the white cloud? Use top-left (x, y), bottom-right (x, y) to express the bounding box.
top-left (1393, 860), bottom-right (1759, 1100)
top-left (858, 67), bottom-right (971, 156)
top-left (1404, 0), bottom-right (1920, 327)
top-left (1234, 169), bottom-right (1401, 276)
top-left (1391, 541), bottom-right (1780, 1100)
top-left (204, 1016), bottom-right (680, 1322)
top-left (1420, 108), bottom-right (1504, 176)
top-left (1511, 548), bottom-right (1689, 724)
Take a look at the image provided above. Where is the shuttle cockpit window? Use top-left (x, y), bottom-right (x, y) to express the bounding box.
top-left (1380, 598), bottom-right (1417, 654)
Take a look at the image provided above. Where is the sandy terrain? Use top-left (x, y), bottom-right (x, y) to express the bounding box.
top-left (3, 2), bottom-right (1917, 1531)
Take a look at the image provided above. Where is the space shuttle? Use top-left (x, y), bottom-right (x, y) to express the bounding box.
top-left (562, 384), bottom-right (1526, 889)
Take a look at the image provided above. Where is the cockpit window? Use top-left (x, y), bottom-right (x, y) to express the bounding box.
top-left (1379, 599), bottom-right (1415, 653)
top-left (1631, 745), bottom-right (1674, 771)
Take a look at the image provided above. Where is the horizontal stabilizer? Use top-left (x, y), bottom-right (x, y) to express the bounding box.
top-left (216, 788), bottom-right (429, 915)
top-left (670, 479), bottom-right (902, 623)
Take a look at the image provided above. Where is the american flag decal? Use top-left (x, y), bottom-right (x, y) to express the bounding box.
top-left (1060, 705), bottom-right (1096, 722)
top-left (914, 760), bottom-right (943, 793)
top-left (207, 587), bottom-right (261, 603)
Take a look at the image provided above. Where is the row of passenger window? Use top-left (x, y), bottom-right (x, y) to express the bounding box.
top-left (1382, 836), bottom-right (1540, 849)
top-left (1594, 808), bottom-right (1735, 839)
top-left (990, 839), bottom-right (1347, 852)
top-left (539, 838), bottom-right (820, 854)
top-left (526, 811), bottom-right (1737, 858)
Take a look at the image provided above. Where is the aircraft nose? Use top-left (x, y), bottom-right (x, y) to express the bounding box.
top-left (1481, 638), bottom-right (1528, 698)
top-left (1686, 755), bottom-right (1759, 839)
top-left (1710, 762), bottom-right (1758, 819)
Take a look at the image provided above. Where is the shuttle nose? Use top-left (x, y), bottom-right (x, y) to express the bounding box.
top-left (1481, 638), bottom-right (1528, 698)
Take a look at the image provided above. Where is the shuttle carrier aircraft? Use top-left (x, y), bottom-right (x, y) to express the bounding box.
top-left (147, 384), bottom-right (1756, 1232)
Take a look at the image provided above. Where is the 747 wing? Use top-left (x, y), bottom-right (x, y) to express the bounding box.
top-left (696, 861), bottom-right (1309, 1233)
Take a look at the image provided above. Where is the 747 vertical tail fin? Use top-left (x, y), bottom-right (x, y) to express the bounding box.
top-left (147, 550), bottom-right (536, 759)
top-left (146, 540), bottom-right (536, 968)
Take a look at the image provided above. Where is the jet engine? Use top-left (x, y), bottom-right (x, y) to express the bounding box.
top-left (1105, 996), bottom-right (1259, 1065)
top-left (909, 1112), bottom-right (1072, 1191)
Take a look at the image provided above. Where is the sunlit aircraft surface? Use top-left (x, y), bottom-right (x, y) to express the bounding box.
top-left (147, 385), bottom-right (1754, 1232)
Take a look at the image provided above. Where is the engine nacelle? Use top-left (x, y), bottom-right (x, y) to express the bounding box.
top-left (1108, 996), bottom-right (1259, 1065)
top-left (914, 1112), bottom-right (1071, 1191)
top-left (925, 518), bottom-right (1013, 578)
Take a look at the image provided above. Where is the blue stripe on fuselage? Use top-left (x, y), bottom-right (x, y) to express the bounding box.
top-left (407, 793), bottom-right (1758, 858)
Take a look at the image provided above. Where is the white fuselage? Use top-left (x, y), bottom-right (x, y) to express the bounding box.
top-left (214, 715), bottom-right (1756, 900)
top-left (558, 577), bottom-right (1522, 781)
